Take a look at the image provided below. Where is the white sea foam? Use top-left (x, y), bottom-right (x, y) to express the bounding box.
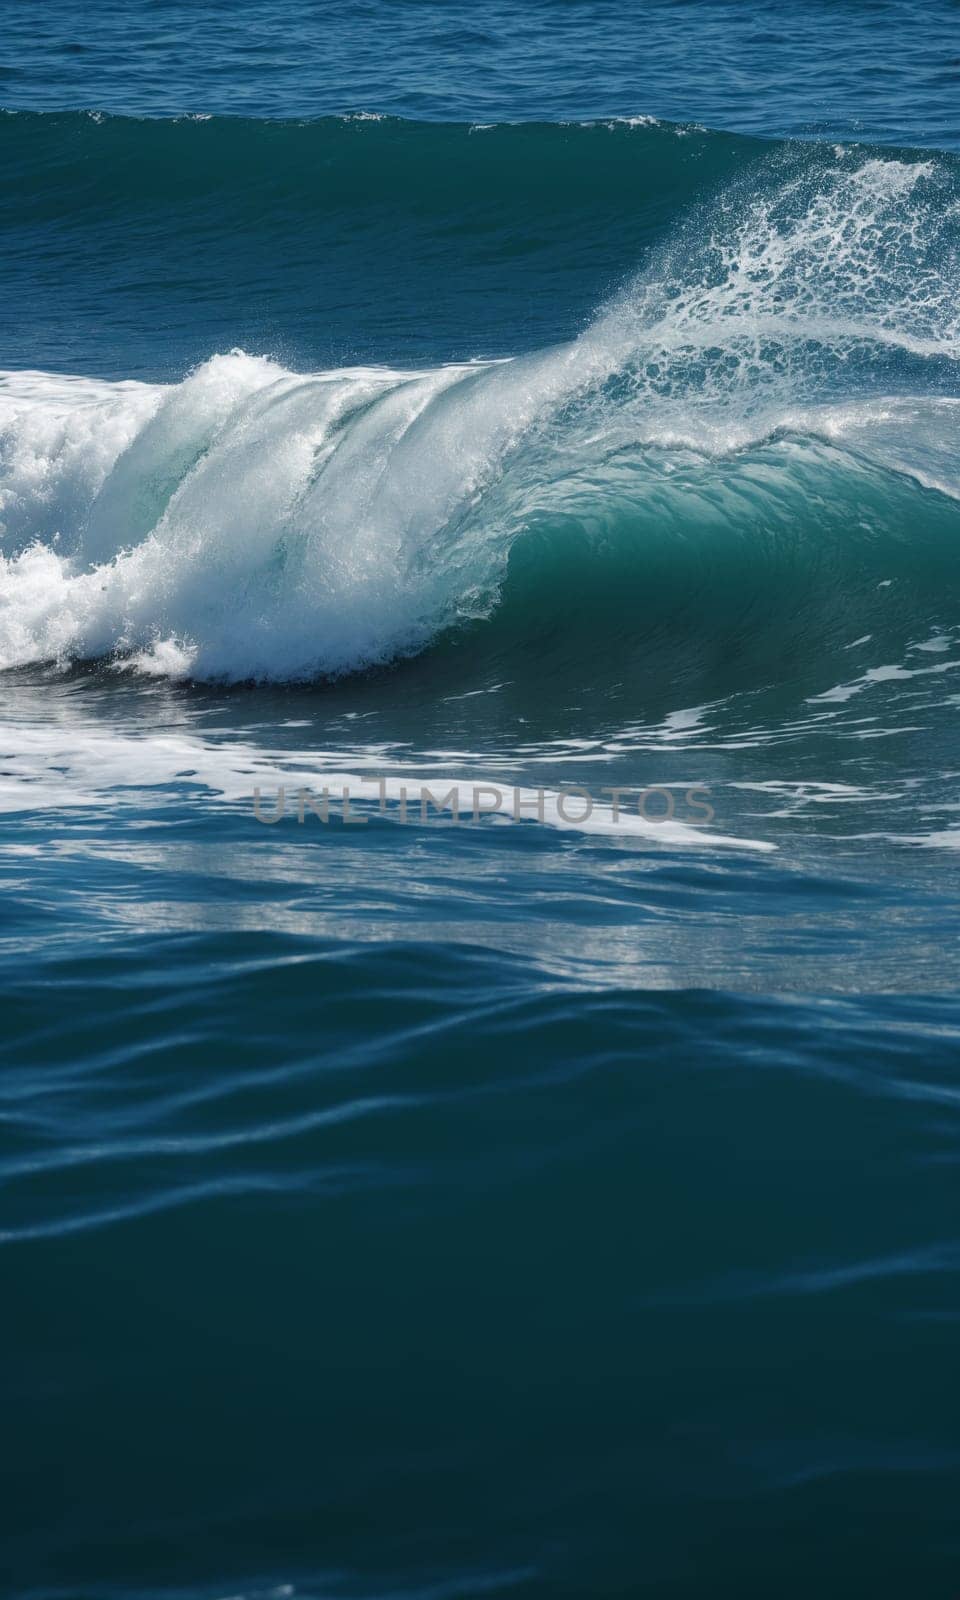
top-left (0, 719), bottom-right (773, 849)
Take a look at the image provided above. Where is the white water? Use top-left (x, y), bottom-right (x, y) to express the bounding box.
top-left (0, 718), bottom-right (774, 849)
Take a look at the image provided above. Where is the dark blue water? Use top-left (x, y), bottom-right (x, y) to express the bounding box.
top-left (3, 0), bottom-right (960, 147)
top-left (3, 5), bottom-right (960, 1598)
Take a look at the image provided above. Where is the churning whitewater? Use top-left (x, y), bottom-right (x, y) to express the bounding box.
top-left (1, 136), bottom-right (958, 682)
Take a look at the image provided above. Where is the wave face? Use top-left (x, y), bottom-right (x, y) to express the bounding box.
top-left (0, 112), bottom-right (753, 375)
top-left (1, 129), bottom-right (959, 683)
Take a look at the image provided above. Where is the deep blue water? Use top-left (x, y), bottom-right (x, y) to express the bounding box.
top-left (3, 4), bottom-right (960, 1598)
top-left (3, 0), bottom-right (960, 147)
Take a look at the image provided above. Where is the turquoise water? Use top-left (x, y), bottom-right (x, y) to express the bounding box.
top-left (3, 4), bottom-right (960, 1597)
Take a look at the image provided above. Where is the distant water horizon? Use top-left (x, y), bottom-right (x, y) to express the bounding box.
top-left (3, 4), bottom-right (960, 1599)
top-left (4, 0), bottom-right (960, 148)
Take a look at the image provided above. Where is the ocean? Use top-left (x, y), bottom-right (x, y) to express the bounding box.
top-left (2, 3), bottom-right (960, 1596)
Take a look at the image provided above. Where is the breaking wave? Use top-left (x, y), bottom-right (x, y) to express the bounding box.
top-left (1, 130), bottom-right (959, 683)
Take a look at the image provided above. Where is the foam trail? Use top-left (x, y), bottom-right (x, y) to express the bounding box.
top-left (0, 721), bottom-right (773, 849)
